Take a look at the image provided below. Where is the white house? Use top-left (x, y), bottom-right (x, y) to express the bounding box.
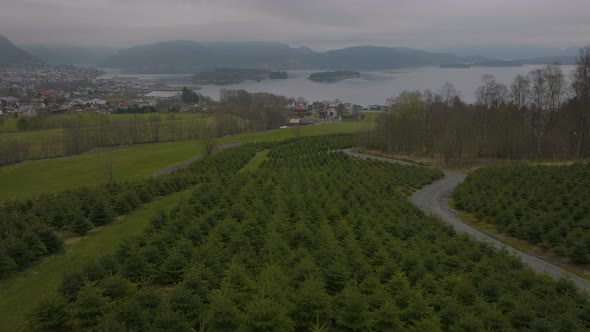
top-left (89, 98), bottom-right (107, 106)
top-left (0, 96), bottom-right (19, 107)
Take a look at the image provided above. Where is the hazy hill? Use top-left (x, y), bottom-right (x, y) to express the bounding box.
top-left (102, 40), bottom-right (582, 73)
top-left (312, 46), bottom-right (464, 69)
top-left (0, 35), bottom-right (41, 66)
top-left (102, 41), bottom-right (470, 72)
top-left (21, 45), bottom-right (119, 66)
top-left (433, 45), bottom-right (580, 60)
top-left (103, 40), bottom-right (314, 73)
top-left (474, 56), bottom-right (578, 67)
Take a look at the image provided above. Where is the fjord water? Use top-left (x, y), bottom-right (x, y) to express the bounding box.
top-left (103, 65), bottom-right (576, 105)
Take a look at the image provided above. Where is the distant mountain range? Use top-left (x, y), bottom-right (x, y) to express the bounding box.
top-left (100, 41), bottom-right (579, 73)
top-left (1, 35), bottom-right (581, 72)
top-left (101, 41), bottom-right (481, 72)
top-left (101, 41), bottom-right (317, 73)
top-left (0, 35), bottom-right (41, 66)
top-left (21, 45), bottom-right (119, 66)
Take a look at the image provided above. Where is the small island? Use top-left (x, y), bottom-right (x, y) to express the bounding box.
top-left (192, 68), bottom-right (288, 85)
top-left (308, 71), bottom-right (361, 83)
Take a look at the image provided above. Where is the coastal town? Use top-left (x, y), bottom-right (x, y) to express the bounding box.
top-left (0, 64), bottom-right (385, 122)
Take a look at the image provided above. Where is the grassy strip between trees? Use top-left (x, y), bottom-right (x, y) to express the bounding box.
top-left (239, 149), bottom-right (269, 173)
top-left (27, 136), bottom-right (590, 331)
top-left (0, 190), bottom-right (193, 332)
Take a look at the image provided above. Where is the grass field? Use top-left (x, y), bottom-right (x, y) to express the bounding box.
top-left (0, 128), bottom-right (64, 142)
top-left (0, 113), bottom-right (212, 155)
top-left (0, 141), bottom-right (204, 201)
top-left (0, 113), bottom-right (376, 200)
top-left (0, 190), bottom-right (193, 332)
top-left (0, 112), bottom-right (209, 133)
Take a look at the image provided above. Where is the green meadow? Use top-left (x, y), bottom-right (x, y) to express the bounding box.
top-left (0, 112), bottom-right (209, 133)
top-left (0, 141), bottom-right (204, 201)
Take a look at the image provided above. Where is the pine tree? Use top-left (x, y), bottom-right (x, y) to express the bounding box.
top-left (98, 275), bottom-right (137, 300)
top-left (181, 87), bottom-right (199, 104)
top-left (169, 286), bottom-right (204, 323)
top-left (242, 296), bottom-right (294, 332)
top-left (292, 276), bottom-right (332, 330)
top-left (0, 246), bottom-right (17, 277)
top-left (89, 200), bottom-right (115, 226)
top-left (335, 286), bottom-right (372, 331)
top-left (36, 226), bottom-right (64, 253)
top-left (27, 296), bottom-right (70, 331)
top-left (205, 290), bottom-right (241, 332)
top-left (69, 215), bottom-right (93, 235)
top-left (72, 284), bottom-right (108, 329)
top-left (157, 250), bottom-right (188, 284)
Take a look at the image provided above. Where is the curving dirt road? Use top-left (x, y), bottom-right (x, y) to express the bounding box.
top-left (342, 149), bottom-right (590, 293)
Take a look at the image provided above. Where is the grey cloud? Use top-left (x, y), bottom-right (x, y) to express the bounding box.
top-left (1, 0), bottom-right (589, 49)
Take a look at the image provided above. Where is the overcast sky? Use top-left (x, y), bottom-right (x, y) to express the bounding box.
top-left (1, 0), bottom-right (588, 50)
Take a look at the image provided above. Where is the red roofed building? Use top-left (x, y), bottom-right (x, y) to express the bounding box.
top-left (293, 104), bottom-right (306, 111)
top-left (39, 90), bottom-right (59, 98)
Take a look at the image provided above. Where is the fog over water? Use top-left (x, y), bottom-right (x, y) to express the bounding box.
top-left (101, 65), bottom-right (576, 106)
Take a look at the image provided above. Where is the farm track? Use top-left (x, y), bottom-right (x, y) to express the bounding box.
top-left (342, 149), bottom-right (590, 294)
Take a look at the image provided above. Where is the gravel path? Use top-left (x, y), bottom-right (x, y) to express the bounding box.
top-left (342, 149), bottom-right (590, 293)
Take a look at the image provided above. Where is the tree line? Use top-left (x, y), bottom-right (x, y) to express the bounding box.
top-left (1, 112), bottom-right (257, 166)
top-left (1, 89), bottom-right (292, 167)
top-left (365, 46), bottom-right (590, 161)
top-left (28, 135), bottom-right (590, 331)
top-left (219, 89), bottom-right (289, 131)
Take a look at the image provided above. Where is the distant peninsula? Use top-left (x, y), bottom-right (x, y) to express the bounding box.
top-left (192, 68), bottom-right (288, 85)
top-left (308, 71), bottom-right (361, 83)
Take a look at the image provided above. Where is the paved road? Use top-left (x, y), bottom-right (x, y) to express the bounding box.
top-left (342, 149), bottom-right (590, 293)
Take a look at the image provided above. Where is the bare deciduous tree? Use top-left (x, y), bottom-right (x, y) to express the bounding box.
top-left (511, 74), bottom-right (531, 113)
top-left (528, 65), bottom-right (567, 156)
top-left (476, 74), bottom-right (508, 112)
top-left (203, 126), bottom-right (217, 156)
top-left (148, 115), bottom-right (161, 143)
top-left (544, 64), bottom-right (566, 113)
top-left (572, 46), bottom-right (590, 158)
top-left (102, 150), bottom-right (114, 183)
top-left (530, 68), bottom-right (548, 112)
top-left (439, 82), bottom-right (460, 110)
